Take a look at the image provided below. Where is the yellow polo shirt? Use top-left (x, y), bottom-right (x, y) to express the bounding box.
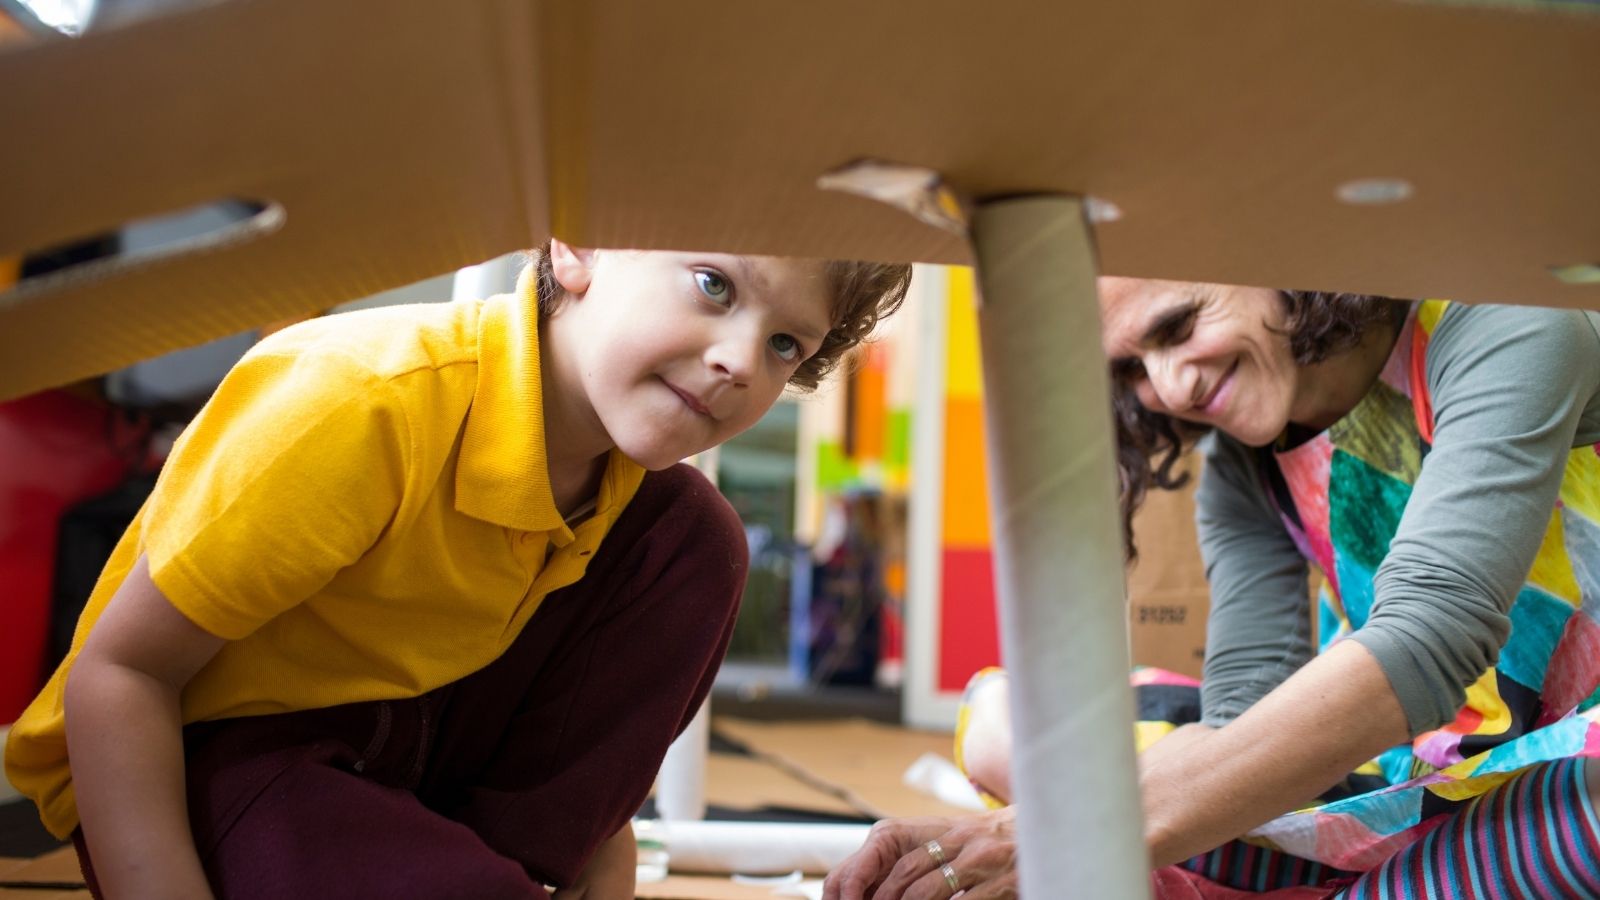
top-left (5, 273), bottom-right (645, 838)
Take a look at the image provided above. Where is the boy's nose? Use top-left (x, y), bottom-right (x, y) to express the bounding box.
top-left (705, 334), bottom-right (760, 385)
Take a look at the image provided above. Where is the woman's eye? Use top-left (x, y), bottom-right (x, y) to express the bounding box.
top-left (770, 334), bottom-right (802, 363)
top-left (1160, 308), bottom-right (1198, 345)
top-left (694, 270), bottom-right (731, 305)
top-left (1113, 358), bottom-right (1146, 381)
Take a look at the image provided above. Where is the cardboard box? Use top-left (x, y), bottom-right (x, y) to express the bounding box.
top-left (1125, 457), bottom-right (1208, 679)
top-left (2, 0), bottom-right (1599, 400)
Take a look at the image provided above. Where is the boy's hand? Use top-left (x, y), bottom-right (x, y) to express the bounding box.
top-left (553, 821), bottom-right (636, 900)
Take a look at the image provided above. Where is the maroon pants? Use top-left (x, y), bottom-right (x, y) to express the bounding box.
top-left (74, 463), bottom-right (745, 899)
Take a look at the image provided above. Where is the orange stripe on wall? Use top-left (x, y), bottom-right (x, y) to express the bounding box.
top-left (942, 397), bottom-right (990, 546)
top-left (852, 344), bottom-right (887, 462)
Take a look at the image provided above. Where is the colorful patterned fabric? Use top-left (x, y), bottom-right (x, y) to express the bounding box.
top-left (1336, 756), bottom-right (1600, 900)
top-left (1154, 757), bottom-right (1600, 898)
top-left (1242, 300), bottom-right (1600, 871)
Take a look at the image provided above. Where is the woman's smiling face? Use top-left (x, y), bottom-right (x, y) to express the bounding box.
top-left (1099, 278), bottom-right (1300, 447)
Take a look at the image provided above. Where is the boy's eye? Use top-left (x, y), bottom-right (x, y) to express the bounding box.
top-left (770, 334), bottom-right (803, 363)
top-left (694, 270), bottom-right (731, 305)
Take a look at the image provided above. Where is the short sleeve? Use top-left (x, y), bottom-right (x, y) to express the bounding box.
top-left (143, 344), bottom-right (413, 640)
top-left (1349, 303), bottom-right (1600, 734)
top-left (1194, 432), bottom-right (1314, 726)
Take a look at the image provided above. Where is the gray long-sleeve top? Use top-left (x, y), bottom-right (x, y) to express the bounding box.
top-left (1196, 302), bottom-right (1600, 735)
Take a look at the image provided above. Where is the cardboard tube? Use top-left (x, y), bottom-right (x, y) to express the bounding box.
top-left (662, 821), bottom-right (874, 875)
top-left (657, 700), bottom-right (710, 821)
top-left (656, 448), bottom-right (720, 822)
top-left (971, 196), bottom-right (1150, 899)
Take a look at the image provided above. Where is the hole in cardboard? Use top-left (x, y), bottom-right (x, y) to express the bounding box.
top-left (1335, 178), bottom-right (1414, 205)
top-left (1550, 263), bottom-right (1600, 285)
top-left (1, 198), bottom-right (284, 297)
top-left (8, 0), bottom-right (99, 36)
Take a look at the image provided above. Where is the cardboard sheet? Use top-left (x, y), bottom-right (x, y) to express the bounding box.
top-left (1126, 456), bottom-right (1210, 678)
top-left (2, 0), bottom-right (1599, 398)
top-left (714, 717), bottom-right (966, 820)
top-left (0, 847), bottom-right (86, 898)
top-left (702, 751), bottom-right (864, 820)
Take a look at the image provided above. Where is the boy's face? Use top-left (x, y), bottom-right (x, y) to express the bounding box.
top-left (546, 246), bottom-right (834, 470)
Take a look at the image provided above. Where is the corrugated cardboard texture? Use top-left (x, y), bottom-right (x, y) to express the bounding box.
top-left (3, 0), bottom-right (1599, 398)
top-left (1126, 457), bottom-right (1209, 678)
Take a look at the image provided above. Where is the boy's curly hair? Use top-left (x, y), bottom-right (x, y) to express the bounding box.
top-left (529, 241), bottom-right (911, 391)
top-left (1113, 290), bottom-right (1405, 560)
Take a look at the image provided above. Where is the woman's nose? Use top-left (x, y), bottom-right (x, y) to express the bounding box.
top-left (1144, 355), bottom-right (1197, 413)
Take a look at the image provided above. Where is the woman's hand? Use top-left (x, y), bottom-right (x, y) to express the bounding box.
top-left (824, 808), bottom-right (1020, 900)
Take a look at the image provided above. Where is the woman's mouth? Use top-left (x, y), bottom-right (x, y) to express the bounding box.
top-left (1199, 362), bottom-right (1238, 416)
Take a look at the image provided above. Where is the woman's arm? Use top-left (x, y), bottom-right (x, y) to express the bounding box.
top-left (65, 554), bottom-right (225, 900)
top-left (954, 647), bottom-right (1405, 867)
top-left (1141, 638), bottom-right (1407, 864)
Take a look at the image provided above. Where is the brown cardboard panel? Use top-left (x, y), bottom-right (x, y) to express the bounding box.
top-left (0, 847), bottom-right (83, 885)
top-left (1126, 457), bottom-right (1209, 679)
top-left (0, 0), bottom-right (547, 400)
top-left (715, 717), bottom-right (967, 820)
top-left (0, 848), bottom-right (89, 898)
top-left (702, 751), bottom-right (864, 819)
top-left (0, 847), bottom-right (87, 898)
top-left (3, 0), bottom-right (1599, 400)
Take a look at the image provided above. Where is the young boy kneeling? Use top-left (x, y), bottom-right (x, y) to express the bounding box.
top-left (5, 242), bottom-right (911, 900)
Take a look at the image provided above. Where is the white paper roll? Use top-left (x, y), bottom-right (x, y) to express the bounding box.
top-left (661, 821), bottom-right (873, 876)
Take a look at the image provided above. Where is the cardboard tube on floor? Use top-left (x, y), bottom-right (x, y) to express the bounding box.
top-left (971, 196), bottom-right (1150, 899)
top-left (662, 821), bottom-right (873, 875)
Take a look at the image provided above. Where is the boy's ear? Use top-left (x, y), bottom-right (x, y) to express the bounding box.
top-left (549, 239), bottom-right (597, 296)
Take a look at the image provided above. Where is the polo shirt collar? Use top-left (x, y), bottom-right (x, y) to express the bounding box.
top-left (456, 267), bottom-right (566, 534)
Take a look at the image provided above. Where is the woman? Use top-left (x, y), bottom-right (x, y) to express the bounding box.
top-left (824, 280), bottom-right (1600, 898)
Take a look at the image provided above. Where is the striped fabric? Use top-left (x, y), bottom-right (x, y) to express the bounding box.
top-left (1337, 757), bottom-right (1600, 899)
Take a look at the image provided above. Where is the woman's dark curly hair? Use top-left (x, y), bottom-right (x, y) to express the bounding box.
top-left (1114, 290), bottom-right (1406, 559)
top-left (529, 241), bottom-right (912, 391)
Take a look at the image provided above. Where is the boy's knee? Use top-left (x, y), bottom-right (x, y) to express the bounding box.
top-left (641, 463), bottom-right (749, 573)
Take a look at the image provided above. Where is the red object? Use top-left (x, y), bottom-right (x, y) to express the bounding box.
top-left (938, 547), bottom-right (1001, 693)
top-left (0, 390), bottom-right (141, 723)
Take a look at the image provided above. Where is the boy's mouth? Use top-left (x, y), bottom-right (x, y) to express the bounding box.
top-left (663, 378), bottom-right (714, 418)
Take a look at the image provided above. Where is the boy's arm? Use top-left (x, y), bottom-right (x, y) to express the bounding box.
top-left (552, 821), bottom-right (635, 900)
top-left (65, 554), bottom-right (225, 900)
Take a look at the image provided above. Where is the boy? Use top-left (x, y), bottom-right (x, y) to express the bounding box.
top-left (6, 241), bottom-right (911, 899)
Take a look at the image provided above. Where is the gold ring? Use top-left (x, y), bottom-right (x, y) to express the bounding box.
top-left (940, 861), bottom-right (960, 892)
top-left (924, 839), bottom-right (947, 866)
